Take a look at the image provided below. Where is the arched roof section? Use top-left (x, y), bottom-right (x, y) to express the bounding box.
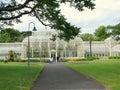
top-left (23, 31), bottom-right (83, 44)
top-left (104, 36), bottom-right (117, 48)
top-left (22, 36), bottom-right (51, 43)
top-left (22, 30), bottom-right (55, 43)
top-left (73, 37), bottom-right (83, 45)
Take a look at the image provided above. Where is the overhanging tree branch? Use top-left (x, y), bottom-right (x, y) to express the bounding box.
top-left (0, 0), bottom-right (34, 12)
top-left (34, 10), bottom-right (52, 26)
top-left (0, 5), bottom-right (37, 20)
top-left (0, 0), bottom-right (95, 41)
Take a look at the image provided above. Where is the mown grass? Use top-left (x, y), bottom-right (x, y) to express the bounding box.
top-left (67, 60), bottom-right (120, 90)
top-left (0, 62), bottom-right (44, 90)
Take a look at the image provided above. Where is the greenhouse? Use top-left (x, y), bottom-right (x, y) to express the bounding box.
top-left (0, 30), bottom-right (120, 59)
top-left (0, 43), bottom-right (22, 59)
top-left (22, 30), bottom-right (84, 58)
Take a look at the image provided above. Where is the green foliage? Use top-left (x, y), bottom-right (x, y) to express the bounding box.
top-left (0, 0), bottom-right (95, 41)
top-left (61, 59), bottom-right (69, 62)
top-left (86, 56), bottom-right (99, 60)
top-left (76, 57), bottom-right (99, 61)
top-left (81, 23), bottom-right (120, 41)
top-left (0, 28), bottom-right (24, 42)
top-left (80, 33), bottom-right (94, 41)
top-left (8, 50), bottom-right (15, 62)
top-left (107, 23), bottom-right (120, 40)
top-left (94, 26), bottom-right (109, 41)
top-left (108, 56), bottom-right (120, 59)
top-left (0, 28), bottom-right (32, 43)
top-left (21, 31), bottom-right (32, 39)
top-left (30, 59), bottom-right (50, 62)
top-left (14, 59), bottom-right (50, 63)
top-left (60, 57), bottom-right (99, 62)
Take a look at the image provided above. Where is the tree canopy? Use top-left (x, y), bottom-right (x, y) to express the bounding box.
top-left (93, 24), bottom-right (120, 41)
top-left (0, 28), bottom-right (24, 42)
top-left (107, 23), bottom-right (120, 40)
top-left (94, 26), bottom-right (109, 41)
top-left (80, 33), bottom-right (94, 41)
top-left (0, 0), bottom-right (95, 41)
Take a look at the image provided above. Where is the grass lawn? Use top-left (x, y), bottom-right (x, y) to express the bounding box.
top-left (67, 60), bottom-right (120, 90)
top-left (0, 62), bottom-right (44, 90)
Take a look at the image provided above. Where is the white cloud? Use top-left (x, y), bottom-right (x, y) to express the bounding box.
top-left (95, 0), bottom-right (120, 10)
top-left (60, 2), bottom-right (108, 21)
top-left (59, 0), bottom-right (120, 33)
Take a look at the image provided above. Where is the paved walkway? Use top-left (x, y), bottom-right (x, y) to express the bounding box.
top-left (31, 63), bottom-right (107, 90)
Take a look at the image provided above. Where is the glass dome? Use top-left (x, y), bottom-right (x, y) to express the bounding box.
top-left (104, 36), bottom-right (117, 48)
top-left (22, 30), bottom-right (83, 44)
top-left (22, 35), bottom-right (49, 43)
top-left (22, 30), bottom-right (56, 43)
top-left (22, 30), bottom-right (84, 58)
top-left (73, 37), bottom-right (83, 45)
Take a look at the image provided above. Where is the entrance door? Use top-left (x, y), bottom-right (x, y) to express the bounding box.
top-left (50, 50), bottom-right (56, 57)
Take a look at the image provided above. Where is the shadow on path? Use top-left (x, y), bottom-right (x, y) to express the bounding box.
top-left (31, 63), bottom-right (107, 90)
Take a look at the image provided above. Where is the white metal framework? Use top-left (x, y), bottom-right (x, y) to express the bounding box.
top-left (0, 30), bottom-right (120, 59)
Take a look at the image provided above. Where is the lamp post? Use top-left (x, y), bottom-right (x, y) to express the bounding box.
top-left (88, 35), bottom-right (92, 57)
top-left (89, 39), bottom-right (92, 57)
top-left (28, 22), bottom-right (37, 70)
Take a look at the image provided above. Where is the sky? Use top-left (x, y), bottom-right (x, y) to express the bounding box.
top-left (1, 0), bottom-right (120, 34)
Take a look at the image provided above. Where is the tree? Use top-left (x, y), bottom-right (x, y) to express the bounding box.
top-left (107, 23), bottom-right (120, 40)
top-left (20, 31), bottom-right (33, 40)
top-left (0, 28), bottom-right (23, 42)
top-left (8, 50), bottom-right (15, 62)
top-left (80, 33), bottom-right (94, 57)
top-left (94, 26), bottom-right (109, 41)
top-left (0, 0), bottom-right (95, 41)
top-left (80, 33), bottom-right (94, 41)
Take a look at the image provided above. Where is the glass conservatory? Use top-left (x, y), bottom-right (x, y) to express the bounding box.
top-left (0, 43), bottom-right (22, 59)
top-left (83, 41), bottom-right (110, 57)
top-left (0, 30), bottom-right (120, 59)
top-left (112, 45), bottom-right (120, 56)
top-left (22, 30), bottom-right (84, 58)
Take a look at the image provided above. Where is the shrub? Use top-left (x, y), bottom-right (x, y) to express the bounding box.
top-left (39, 59), bottom-right (50, 62)
top-left (76, 57), bottom-right (99, 61)
top-left (30, 59), bottom-right (40, 62)
top-left (62, 59), bottom-right (69, 62)
top-left (8, 50), bottom-right (15, 62)
top-left (86, 56), bottom-right (99, 60)
top-left (108, 56), bottom-right (120, 59)
top-left (76, 58), bottom-right (88, 61)
top-left (14, 59), bottom-right (50, 62)
top-left (0, 60), bottom-right (3, 62)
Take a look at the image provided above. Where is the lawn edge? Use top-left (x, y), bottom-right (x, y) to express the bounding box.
top-left (66, 64), bottom-right (111, 90)
top-left (30, 64), bottom-right (45, 90)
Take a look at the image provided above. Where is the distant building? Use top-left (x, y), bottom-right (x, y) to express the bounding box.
top-left (0, 30), bottom-right (120, 59)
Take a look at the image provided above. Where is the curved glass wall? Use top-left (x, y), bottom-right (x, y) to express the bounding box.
top-left (0, 43), bottom-right (22, 59)
top-left (0, 30), bottom-right (120, 59)
top-left (84, 41), bottom-right (109, 57)
top-left (112, 45), bottom-right (120, 56)
top-left (22, 31), bottom-right (84, 58)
